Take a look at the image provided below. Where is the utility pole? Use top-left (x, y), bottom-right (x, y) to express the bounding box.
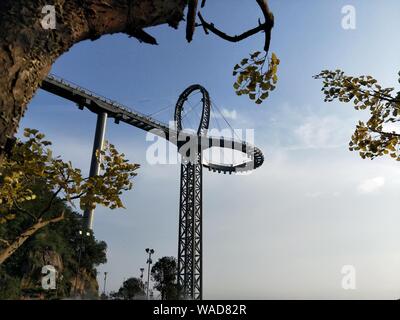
top-left (145, 248), bottom-right (155, 300)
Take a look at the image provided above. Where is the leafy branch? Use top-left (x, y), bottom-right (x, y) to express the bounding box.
top-left (0, 128), bottom-right (139, 264)
top-left (195, 0), bottom-right (279, 105)
top-left (314, 70), bottom-right (400, 160)
top-left (233, 51), bottom-right (280, 104)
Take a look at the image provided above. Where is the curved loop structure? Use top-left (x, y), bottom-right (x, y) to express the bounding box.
top-left (174, 84), bottom-right (264, 174)
top-left (201, 139), bottom-right (264, 174)
top-left (174, 84), bottom-right (211, 135)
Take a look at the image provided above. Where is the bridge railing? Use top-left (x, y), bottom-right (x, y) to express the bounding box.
top-left (47, 74), bottom-right (170, 129)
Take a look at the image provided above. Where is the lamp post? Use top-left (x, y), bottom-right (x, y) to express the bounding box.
top-left (145, 248), bottom-right (155, 300)
top-left (103, 272), bottom-right (108, 296)
top-left (74, 229), bottom-right (90, 297)
top-left (140, 268), bottom-right (145, 289)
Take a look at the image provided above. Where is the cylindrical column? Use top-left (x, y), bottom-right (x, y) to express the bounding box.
top-left (83, 112), bottom-right (108, 230)
top-left (103, 272), bottom-right (108, 295)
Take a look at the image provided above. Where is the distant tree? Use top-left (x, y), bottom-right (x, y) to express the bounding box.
top-left (100, 293), bottom-right (108, 300)
top-left (0, 204), bottom-right (107, 299)
top-left (314, 70), bottom-right (400, 161)
top-left (0, 128), bottom-right (139, 264)
top-left (113, 277), bottom-right (145, 300)
top-left (0, 0), bottom-right (277, 160)
top-left (151, 256), bottom-right (179, 300)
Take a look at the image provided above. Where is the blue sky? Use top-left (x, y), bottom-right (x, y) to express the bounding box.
top-left (21, 0), bottom-right (400, 298)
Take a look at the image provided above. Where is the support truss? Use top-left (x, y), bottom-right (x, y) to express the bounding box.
top-left (177, 153), bottom-right (203, 300)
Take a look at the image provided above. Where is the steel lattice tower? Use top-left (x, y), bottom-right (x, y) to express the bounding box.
top-left (177, 155), bottom-right (203, 300)
top-left (175, 85), bottom-right (210, 300)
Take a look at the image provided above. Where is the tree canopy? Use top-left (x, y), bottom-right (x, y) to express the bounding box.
top-left (111, 277), bottom-right (145, 300)
top-left (0, 205), bottom-right (107, 299)
top-left (0, 128), bottom-right (139, 264)
top-left (151, 256), bottom-right (179, 300)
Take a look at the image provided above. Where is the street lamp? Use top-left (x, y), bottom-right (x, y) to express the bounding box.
top-left (103, 272), bottom-right (108, 296)
top-left (145, 248), bottom-right (155, 300)
top-left (74, 229), bottom-right (91, 297)
top-left (140, 268), bottom-right (145, 289)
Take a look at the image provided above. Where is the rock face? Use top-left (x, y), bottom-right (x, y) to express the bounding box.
top-left (71, 268), bottom-right (99, 299)
top-left (19, 248), bottom-right (99, 299)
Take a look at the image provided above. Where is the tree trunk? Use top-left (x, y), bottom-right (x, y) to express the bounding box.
top-left (0, 0), bottom-right (186, 161)
top-left (0, 213), bottom-right (64, 265)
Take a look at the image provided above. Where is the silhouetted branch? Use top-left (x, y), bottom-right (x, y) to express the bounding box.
top-left (197, 0), bottom-right (274, 52)
top-left (12, 198), bottom-right (37, 222)
top-left (255, 0), bottom-right (274, 52)
top-left (127, 29), bottom-right (158, 45)
top-left (37, 186), bottom-right (63, 220)
top-left (198, 13), bottom-right (264, 42)
top-left (126, 0), bottom-right (158, 45)
top-left (186, 0), bottom-right (198, 42)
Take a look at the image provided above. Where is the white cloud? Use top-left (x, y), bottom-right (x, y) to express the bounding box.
top-left (305, 191), bottom-right (342, 198)
top-left (357, 176), bottom-right (385, 194)
top-left (306, 191), bottom-right (324, 198)
top-left (211, 108), bottom-right (238, 120)
top-left (293, 116), bottom-right (346, 149)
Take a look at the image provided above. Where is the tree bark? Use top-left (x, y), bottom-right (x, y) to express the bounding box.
top-left (0, 0), bottom-right (186, 161)
top-left (0, 212), bottom-right (64, 265)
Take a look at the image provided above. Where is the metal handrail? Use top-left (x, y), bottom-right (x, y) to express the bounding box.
top-left (47, 74), bottom-right (167, 127)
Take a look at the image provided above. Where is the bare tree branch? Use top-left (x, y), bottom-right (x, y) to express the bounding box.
top-left (197, 0), bottom-right (274, 52)
top-left (186, 0), bottom-right (198, 42)
top-left (38, 211), bottom-right (65, 224)
top-left (37, 186), bottom-right (63, 220)
top-left (198, 13), bottom-right (264, 42)
top-left (127, 29), bottom-right (158, 45)
top-left (64, 192), bottom-right (86, 202)
top-left (255, 0), bottom-right (274, 52)
top-left (12, 198), bottom-right (37, 222)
